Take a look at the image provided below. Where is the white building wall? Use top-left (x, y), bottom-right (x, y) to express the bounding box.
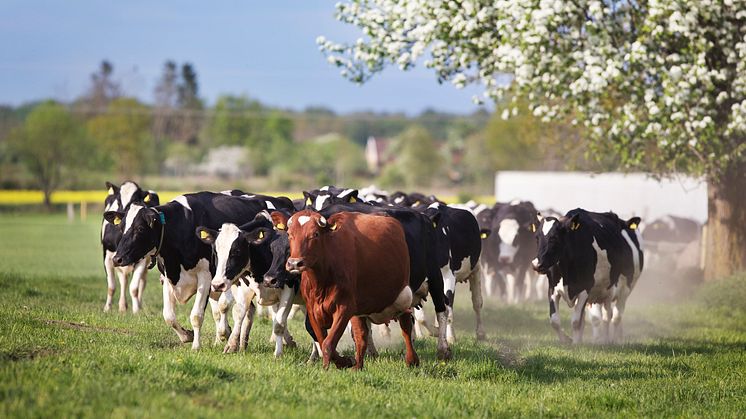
top-left (494, 171), bottom-right (708, 224)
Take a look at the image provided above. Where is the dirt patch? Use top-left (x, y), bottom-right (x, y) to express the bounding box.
top-left (44, 319), bottom-right (133, 335)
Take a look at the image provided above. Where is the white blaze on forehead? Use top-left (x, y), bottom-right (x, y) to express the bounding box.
top-left (220, 190), bottom-right (233, 195)
top-left (119, 182), bottom-right (139, 207)
top-left (214, 223), bottom-right (242, 281)
top-left (298, 215), bottom-right (311, 226)
top-left (542, 219), bottom-right (556, 235)
top-left (314, 195), bottom-right (329, 211)
top-left (124, 204), bottom-right (145, 234)
top-left (498, 219), bottom-right (520, 244)
top-left (265, 200), bottom-right (276, 210)
top-left (104, 199), bottom-right (120, 212)
top-left (241, 194), bottom-right (255, 198)
top-left (320, 185), bottom-right (330, 191)
top-left (394, 196), bottom-right (405, 204)
top-left (173, 195), bottom-right (191, 211)
top-left (428, 202), bottom-right (440, 209)
top-left (620, 230), bottom-right (642, 276)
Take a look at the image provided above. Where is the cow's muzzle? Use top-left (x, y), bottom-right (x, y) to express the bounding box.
top-left (532, 258), bottom-right (548, 274)
top-left (262, 274), bottom-right (282, 288)
top-left (113, 254), bottom-right (125, 267)
top-left (286, 258), bottom-right (305, 274)
top-left (211, 279), bottom-right (229, 293)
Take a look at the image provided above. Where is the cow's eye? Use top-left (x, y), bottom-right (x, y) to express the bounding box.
top-left (312, 232), bottom-right (320, 238)
top-left (136, 226), bottom-right (145, 233)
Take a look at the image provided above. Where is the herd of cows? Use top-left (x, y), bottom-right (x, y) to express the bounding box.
top-left (99, 181), bottom-right (696, 369)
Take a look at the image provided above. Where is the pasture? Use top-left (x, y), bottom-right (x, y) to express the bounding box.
top-left (1, 213), bottom-right (745, 417)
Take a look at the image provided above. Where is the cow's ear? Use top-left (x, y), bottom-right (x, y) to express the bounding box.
top-left (569, 214), bottom-right (581, 231)
top-left (326, 214), bottom-right (343, 232)
top-left (104, 211), bottom-right (125, 226)
top-left (480, 228), bottom-right (491, 240)
top-left (627, 217), bottom-right (641, 230)
top-left (244, 227), bottom-right (271, 245)
top-left (196, 227), bottom-right (218, 245)
top-left (302, 191), bottom-right (314, 208)
top-left (428, 211), bottom-right (442, 229)
top-left (270, 211), bottom-right (290, 231)
top-left (105, 182), bottom-right (119, 196)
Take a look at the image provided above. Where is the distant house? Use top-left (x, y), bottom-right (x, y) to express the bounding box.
top-left (365, 136), bottom-right (391, 173)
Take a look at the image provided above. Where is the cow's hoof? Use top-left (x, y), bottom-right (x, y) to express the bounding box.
top-left (180, 330), bottom-right (195, 343)
top-left (406, 355), bottom-right (420, 368)
top-left (223, 342), bottom-right (239, 354)
top-left (333, 356), bottom-right (355, 369)
top-left (103, 304), bottom-right (111, 312)
top-left (284, 340), bottom-right (297, 350)
top-left (476, 331), bottom-right (487, 341)
top-left (366, 348), bottom-right (379, 358)
top-left (437, 348), bottom-right (453, 361)
top-left (118, 304), bottom-right (128, 313)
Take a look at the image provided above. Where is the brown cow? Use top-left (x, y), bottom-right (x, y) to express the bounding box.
top-left (285, 209), bottom-right (418, 370)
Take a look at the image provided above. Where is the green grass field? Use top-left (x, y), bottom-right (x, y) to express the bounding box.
top-left (1, 214), bottom-right (745, 417)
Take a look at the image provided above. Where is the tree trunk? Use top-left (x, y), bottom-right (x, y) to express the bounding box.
top-left (704, 161), bottom-right (746, 280)
top-left (42, 187), bottom-right (52, 211)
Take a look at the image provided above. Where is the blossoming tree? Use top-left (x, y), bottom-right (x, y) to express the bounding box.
top-left (319, 0), bottom-right (746, 279)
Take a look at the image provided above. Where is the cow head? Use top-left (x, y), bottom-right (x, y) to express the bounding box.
top-left (303, 186), bottom-right (359, 210)
top-left (252, 211), bottom-right (296, 288)
top-left (286, 210), bottom-right (339, 274)
top-left (104, 204), bottom-right (161, 267)
top-left (533, 214), bottom-right (580, 274)
top-left (197, 214), bottom-right (273, 293)
top-left (491, 203), bottom-right (539, 266)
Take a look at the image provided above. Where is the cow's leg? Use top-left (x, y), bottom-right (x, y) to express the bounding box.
top-left (549, 287), bottom-right (571, 343)
top-left (602, 300), bottom-right (612, 344)
top-left (304, 312), bottom-right (322, 363)
top-left (435, 310), bottom-right (451, 360)
top-left (481, 263), bottom-right (497, 298)
top-left (116, 268), bottom-right (129, 312)
top-left (162, 279), bottom-right (193, 343)
top-left (611, 284), bottom-right (631, 343)
top-left (240, 301), bottom-right (256, 351)
top-left (103, 250), bottom-right (116, 312)
top-left (323, 309), bottom-right (355, 370)
top-left (468, 266), bottom-right (486, 341)
top-left (189, 274), bottom-right (211, 350)
top-left (441, 267), bottom-right (457, 344)
top-left (210, 288), bottom-right (233, 345)
top-left (137, 258), bottom-right (148, 309)
top-left (129, 258), bottom-right (148, 313)
top-left (349, 317), bottom-right (369, 370)
top-left (366, 319), bottom-right (379, 357)
top-left (505, 272), bottom-right (517, 304)
top-left (399, 312), bottom-right (420, 367)
top-left (535, 273), bottom-right (548, 301)
top-left (272, 287), bottom-right (297, 357)
top-left (288, 304), bottom-right (305, 320)
top-left (413, 307), bottom-right (438, 338)
top-left (225, 284), bottom-right (253, 353)
top-left (571, 291), bottom-right (589, 344)
top-left (589, 303), bottom-right (603, 343)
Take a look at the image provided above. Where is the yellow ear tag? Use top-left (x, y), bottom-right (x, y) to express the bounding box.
top-left (330, 223), bottom-right (338, 231)
top-left (480, 232), bottom-right (488, 239)
top-left (108, 187), bottom-right (114, 195)
top-left (113, 216), bottom-right (121, 225)
top-left (200, 230), bottom-right (209, 240)
top-left (630, 223), bottom-right (638, 230)
top-left (530, 224), bottom-right (536, 233)
top-left (432, 222), bottom-right (437, 228)
top-left (414, 201), bottom-right (421, 206)
top-left (306, 197), bottom-right (311, 206)
top-left (350, 197), bottom-right (357, 203)
top-left (571, 222), bottom-right (580, 231)
top-left (258, 231), bottom-right (264, 240)
top-left (276, 223), bottom-right (285, 231)
top-left (144, 195), bottom-right (150, 203)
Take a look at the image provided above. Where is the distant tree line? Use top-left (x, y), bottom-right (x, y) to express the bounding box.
top-left (0, 60), bottom-right (601, 207)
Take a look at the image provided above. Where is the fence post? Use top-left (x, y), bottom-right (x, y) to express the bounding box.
top-left (66, 202), bottom-right (74, 223)
top-left (80, 201), bottom-right (87, 222)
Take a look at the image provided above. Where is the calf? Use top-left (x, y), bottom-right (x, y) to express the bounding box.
top-left (480, 201), bottom-right (540, 303)
top-left (286, 210), bottom-right (418, 370)
top-left (104, 192), bottom-right (293, 350)
top-left (196, 212), bottom-right (303, 356)
top-left (101, 181), bottom-right (159, 313)
top-left (533, 209), bottom-right (643, 344)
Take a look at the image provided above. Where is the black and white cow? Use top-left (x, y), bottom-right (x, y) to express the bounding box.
top-left (101, 181), bottom-right (159, 313)
top-left (389, 191), bottom-right (443, 208)
top-left (533, 209), bottom-right (644, 344)
top-left (642, 215), bottom-right (702, 275)
top-left (480, 201), bottom-right (540, 303)
top-left (303, 185), bottom-right (362, 211)
top-left (104, 192), bottom-right (293, 350)
top-left (196, 210), bottom-right (304, 356)
top-left (413, 202), bottom-right (485, 342)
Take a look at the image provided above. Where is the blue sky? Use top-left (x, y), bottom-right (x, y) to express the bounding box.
top-left (0, 0), bottom-right (488, 114)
